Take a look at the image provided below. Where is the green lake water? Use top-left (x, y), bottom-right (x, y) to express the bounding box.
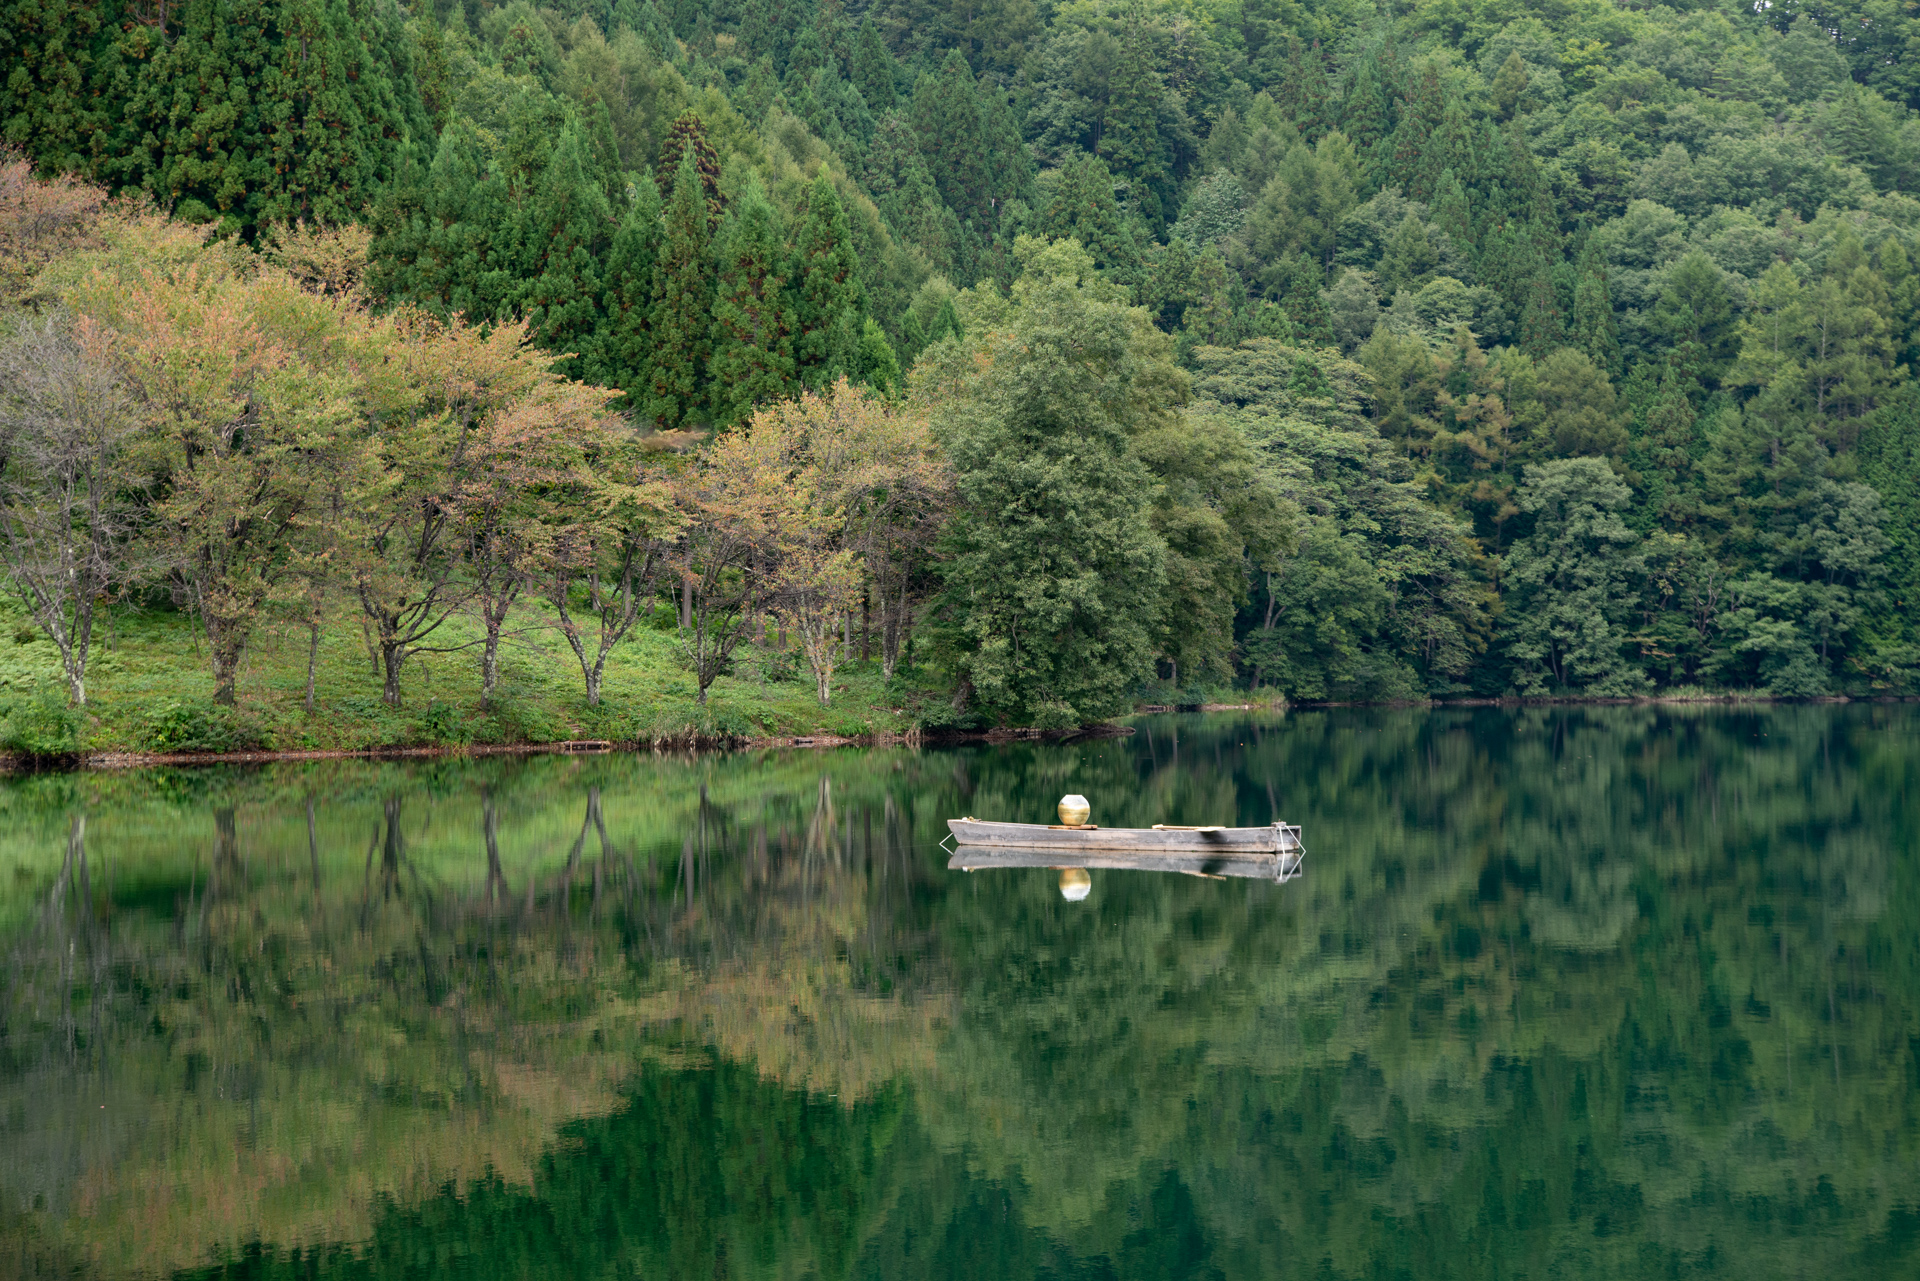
top-left (1, 706), bottom-right (1916, 1279)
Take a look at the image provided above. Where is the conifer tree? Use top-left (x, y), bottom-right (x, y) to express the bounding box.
top-left (710, 181), bottom-right (797, 427)
top-left (1491, 52), bottom-right (1531, 120)
top-left (1655, 250), bottom-right (1737, 386)
top-left (865, 111), bottom-right (959, 272)
top-left (1183, 247), bottom-right (1236, 346)
top-left (520, 122), bottom-right (613, 381)
top-left (1414, 94), bottom-right (1476, 204)
top-left (646, 152), bottom-right (717, 427)
top-left (1430, 169), bottom-right (1475, 260)
top-left (1804, 230), bottom-right (1900, 426)
top-left (683, 8), bottom-right (716, 57)
top-left (856, 317), bottom-right (902, 395)
top-left (789, 167), bottom-right (866, 389)
top-left (593, 176), bottom-right (663, 393)
top-left (582, 94), bottom-right (624, 203)
top-left (1100, 3), bottom-right (1171, 233)
top-left (911, 51), bottom-right (990, 225)
top-left (851, 17), bottom-right (897, 110)
top-left (785, 23), bottom-right (829, 86)
top-left (368, 119), bottom-right (519, 325)
top-left (738, 57), bottom-right (783, 120)
top-left (1378, 214), bottom-right (1439, 296)
top-left (926, 295), bottom-right (962, 345)
top-left (1271, 253), bottom-right (1334, 345)
top-left (655, 110), bottom-right (724, 229)
top-left (738, 0), bottom-right (802, 68)
top-left (897, 309), bottom-right (928, 363)
top-left (1271, 37), bottom-right (1330, 136)
top-left (1040, 156), bottom-right (1141, 280)
top-left (1640, 360), bottom-right (1701, 486)
top-left (1386, 65), bottom-right (1445, 195)
top-left (1, 0), bottom-right (133, 177)
top-left (1340, 45), bottom-right (1397, 153)
top-left (1570, 235), bottom-right (1621, 376)
top-left (1518, 254), bottom-right (1566, 356)
top-left (1498, 125), bottom-right (1556, 230)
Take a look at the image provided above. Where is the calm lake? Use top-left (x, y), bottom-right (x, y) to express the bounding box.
top-left (1, 706), bottom-right (1916, 1279)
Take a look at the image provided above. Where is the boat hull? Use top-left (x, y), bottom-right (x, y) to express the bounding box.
top-left (947, 847), bottom-right (1301, 881)
top-left (947, 818), bottom-right (1301, 854)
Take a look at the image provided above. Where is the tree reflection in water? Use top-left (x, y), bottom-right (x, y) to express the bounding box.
top-left (0, 705), bottom-right (1914, 1279)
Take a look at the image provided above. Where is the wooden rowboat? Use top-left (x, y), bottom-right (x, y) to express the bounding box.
top-left (947, 846), bottom-right (1302, 882)
top-left (947, 817), bottom-right (1302, 854)
top-left (945, 817), bottom-right (1304, 881)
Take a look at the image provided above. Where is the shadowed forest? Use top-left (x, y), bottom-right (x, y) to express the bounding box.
top-left (2, 0), bottom-right (1919, 750)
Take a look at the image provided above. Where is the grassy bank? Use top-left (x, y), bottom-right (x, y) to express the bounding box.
top-left (0, 601), bottom-right (938, 757)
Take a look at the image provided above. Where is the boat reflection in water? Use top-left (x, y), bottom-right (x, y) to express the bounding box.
top-left (946, 843), bottom-right (1306, 895)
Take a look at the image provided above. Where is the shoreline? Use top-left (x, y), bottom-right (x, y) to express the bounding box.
top-left (5, 692), bottom-right (1911, 772)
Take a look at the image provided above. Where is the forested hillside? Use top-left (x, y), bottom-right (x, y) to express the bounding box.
top-left (2, 0), bottom-right (1919, 738)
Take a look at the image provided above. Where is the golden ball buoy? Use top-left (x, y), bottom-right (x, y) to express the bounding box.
top-left (1057, 794), bottom-right (1090, 826)
top-left (1058, 868), bottom-right (1092, 901)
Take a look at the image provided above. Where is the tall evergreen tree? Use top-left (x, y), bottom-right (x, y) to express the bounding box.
top-left (645, 151), bottom-right (717, 427)
top-left (1270, 252), bottom-right (1334, 345)
top-left (1430, 168), bottom-right (1475, 260)
top-left (911, 50), bottom-right (991, 226)
top-left (1654, 250), bottom-right (1737, 386)
top-left (1570, 234), bottom-right (1621, 376)
top-left (520, 122), bottom-right (613, 381)
top-left (1039, 156), bottom-right (1141, 281)
top-left (654, 110), bottom-right (723, 229)
top-left (709, 181), bottom-right (796, 427)
top-left (1414, 93), bottom-right (1477, 204)
top-left (908, 46), bottom-right (1032, 235)
top-left (1339, 41), bottom-right (1398, 154)
top-left (851, 17), bottom-right (897, 111)
top-left (926, 295), bottom-right (962, 345)
top-left (1099, 3), bottom-right (1171, 234)
top-left (368, 119), bottom-right (519, 325)
top-left (593, 176), bottom-right (663, 394)
top-left (1183, 247), bottom-right (1236, 346)
top-left (788, 167), bottom-right (866, 390)
top-left (865, 111), bottom-right (959, 273)
top-left (1271, 37), bottom-right (1330, 136)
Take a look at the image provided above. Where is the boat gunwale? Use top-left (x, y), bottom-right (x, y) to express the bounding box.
top-left (947, 817), bottom-right (1301, 854)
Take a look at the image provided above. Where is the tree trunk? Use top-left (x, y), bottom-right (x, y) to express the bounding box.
top-left (305, 615), bottom-right (321, 714)
top-left (381, 641), bottom-right (405, 707)
top-left (861, 587), bottom-right (870, 663)
top-left (481, 625), bottom-right (501, 709)
top-left (680, 578), bottom-right (692, 629)
top-left (585, 664), bottom-right (602, 707)
top-left (211, 642), bottom-right (241, 706)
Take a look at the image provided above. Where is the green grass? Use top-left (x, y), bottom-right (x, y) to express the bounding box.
top-left (0, 599), bottom-right (932, 755)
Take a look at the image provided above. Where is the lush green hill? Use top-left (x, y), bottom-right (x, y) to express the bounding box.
top-left (3, 0), bottom-right (1919, 749)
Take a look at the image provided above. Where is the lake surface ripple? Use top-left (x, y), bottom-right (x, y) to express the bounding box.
top-left (1, 706), bottom-right (1916, 1279)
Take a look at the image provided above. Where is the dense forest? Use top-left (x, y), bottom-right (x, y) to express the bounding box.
top-left (3, 0), bottom-right (1920, 730)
